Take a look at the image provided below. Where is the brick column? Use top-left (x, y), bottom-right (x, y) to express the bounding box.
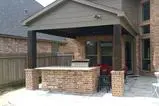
top-left (111, 71), bottom-right (124, 96)
top-left (112, 25), bottom-right (125, 96)
top-left (25, 69), bottom-right (39, 90)
top-left (150, 0), bottom-right (159, 71)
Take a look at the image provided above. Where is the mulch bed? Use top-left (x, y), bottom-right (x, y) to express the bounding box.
top-left (0, 84), bottom-right (24, 96)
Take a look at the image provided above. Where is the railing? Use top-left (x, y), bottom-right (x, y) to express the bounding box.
top-left (0, 53), bottom-right (72, 86)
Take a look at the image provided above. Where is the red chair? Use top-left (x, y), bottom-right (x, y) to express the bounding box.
top-left (97, 64), bottom-right (111, 92)
top-left (97, 64), bottom-right (109, 75)
top-left (107, 66), bottom-right (112, 75)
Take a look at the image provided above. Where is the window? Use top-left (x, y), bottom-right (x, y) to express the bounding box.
top-left (142, 25), bottom-right (150, 34)
top-left (142, 1), bottom-right (150, 21)
top-left (85, 41), bottom-right (97, 66)
top-left (100, 41), bottom-right (112, 66)
top-left (85, 41), bottom-right (113, 66)
top-left (142, 39), bottom-right (150, 71)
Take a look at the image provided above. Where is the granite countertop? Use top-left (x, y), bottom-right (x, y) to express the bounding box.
top-left (35, 66), bottom-right (99, 71)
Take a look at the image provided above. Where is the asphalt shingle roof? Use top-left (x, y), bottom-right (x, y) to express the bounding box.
top-left (0, 0), bottom-right (65, 41)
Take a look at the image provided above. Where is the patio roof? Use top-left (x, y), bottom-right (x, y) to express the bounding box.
top-left (22, 0), bottom-right (137, 36)
top-left (22, 0), bottom-right (124, 25)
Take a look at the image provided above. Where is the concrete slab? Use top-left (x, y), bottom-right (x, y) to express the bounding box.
top-left (0, 76), bottom-right (159, 106)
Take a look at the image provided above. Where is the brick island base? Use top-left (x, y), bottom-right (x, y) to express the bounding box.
top-left (25, 67), bottom-right (100, 94)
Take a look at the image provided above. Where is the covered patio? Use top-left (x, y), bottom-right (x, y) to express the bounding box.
top-left (1, 76), bottom-right (159, 106)
top-left (23, 0), bottom-right (138, 96)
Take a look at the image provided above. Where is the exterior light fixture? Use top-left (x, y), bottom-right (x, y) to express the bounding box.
top-left (94, 14), bottom-right (102, 19)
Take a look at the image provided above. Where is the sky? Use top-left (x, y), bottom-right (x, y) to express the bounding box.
top-left (36, 0), bottom-right (56, 7)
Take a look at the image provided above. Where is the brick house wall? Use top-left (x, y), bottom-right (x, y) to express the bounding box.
top-left (138, 0), bottom-right (159, 75)
top-left (150, 0), bottom-right (159, 71)
top-left (0, 35), bottom-right (53, 54)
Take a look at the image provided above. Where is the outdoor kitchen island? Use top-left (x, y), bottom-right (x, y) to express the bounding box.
top-left (34, 66), bottom-right (100, 94)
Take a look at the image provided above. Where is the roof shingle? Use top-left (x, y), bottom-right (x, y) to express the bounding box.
top-left (0, 0), bottom-right (65, 41)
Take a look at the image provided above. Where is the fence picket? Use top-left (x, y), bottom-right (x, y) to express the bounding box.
top-left (0, 53), bottom-right (72, 86)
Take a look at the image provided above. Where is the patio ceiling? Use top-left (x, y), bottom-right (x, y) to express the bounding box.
top-left (36, 25), bottom-right (113, 38)
top-left (36, 25), bottom-right (130, 38)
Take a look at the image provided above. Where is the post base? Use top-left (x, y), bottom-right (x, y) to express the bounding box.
top-left (25, 69), bottom-right (39, 90)
top-left (111, 71), bottom-right (124, 96)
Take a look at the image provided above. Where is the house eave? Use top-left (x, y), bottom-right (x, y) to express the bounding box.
top-left (118, 13), bottom-right (138, 36)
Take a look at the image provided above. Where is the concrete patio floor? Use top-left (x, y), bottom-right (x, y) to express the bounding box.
top-left (0, 76), bottom-right (159, 106)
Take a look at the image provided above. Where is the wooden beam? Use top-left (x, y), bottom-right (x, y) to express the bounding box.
top-left (27, 31), bottom-right (37, 68)
top-left (37, 30), bottom-right (76, 38)
top-left (113, 25), bottom-right (122, 71)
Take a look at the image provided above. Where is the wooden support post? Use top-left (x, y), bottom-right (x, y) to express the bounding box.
top-left (27, 31), bottom-right (37, 68)
top-left (113, 25), bottom-right (122, 70)
top-left (112, 25), bottom-right (124, 96)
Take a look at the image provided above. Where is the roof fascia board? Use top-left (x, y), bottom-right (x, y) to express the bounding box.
top-left (120, 17), bottom-right (137, 36)
top-left (120, 13), bottom-right (138, 34)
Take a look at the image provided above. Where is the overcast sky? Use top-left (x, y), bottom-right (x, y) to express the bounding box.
top-left (36, 0), bottom-right (56, 7)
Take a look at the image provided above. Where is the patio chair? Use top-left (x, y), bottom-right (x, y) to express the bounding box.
top-left (123, 66), bottom-right (128, 83)
top-left (97, 75), bottom-right (111, 93)
top-left (152, 83), bottom-right (159, 97)
top-left (152, 72), bottom-right (159, 97)
top-left (97, 64), bottom-right (109, 75)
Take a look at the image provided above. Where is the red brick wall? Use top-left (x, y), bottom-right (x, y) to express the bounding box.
top-left (0, 36), bottom-right (53, 54)
top-left (41, 67), bottom-right (100, 93)
top-left (150, 0), bottom-right (159, 71)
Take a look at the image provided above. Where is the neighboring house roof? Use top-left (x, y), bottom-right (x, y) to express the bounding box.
top-left (0, 0), bottom-right (65, 41)
top-left (22, 0), bottom-right (137, 34)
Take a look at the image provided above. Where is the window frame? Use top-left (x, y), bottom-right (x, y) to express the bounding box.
top-left (142, 38), bottom-right (151, 71)
top-left (142, 25), bottom-right (150, 34)
top-left (85, 41), bottom-right (98, 66)
top-left (141, 0), bottom-right (150, 21)
top-left (100, 41), bottom-right (113, 66)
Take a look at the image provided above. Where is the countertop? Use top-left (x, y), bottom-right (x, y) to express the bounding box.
top-left (35, 66), bottom-right (100, 71)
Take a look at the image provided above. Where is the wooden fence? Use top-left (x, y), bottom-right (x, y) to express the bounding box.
top-left (0, 53), bottom-right (72, 86)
